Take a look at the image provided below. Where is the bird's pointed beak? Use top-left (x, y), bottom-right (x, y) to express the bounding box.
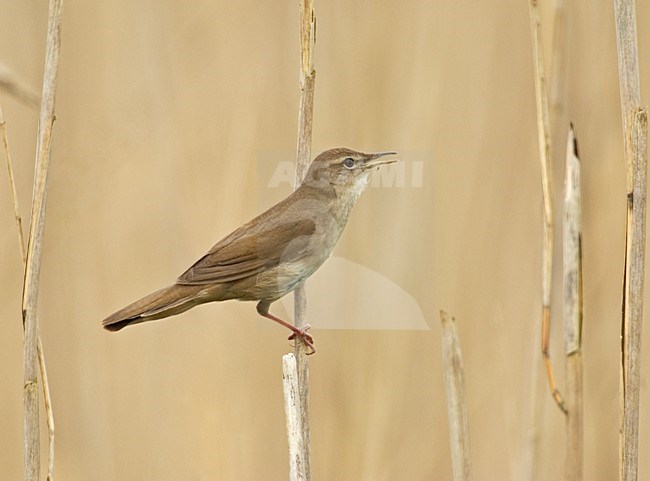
top-left (364, 151), bottom-right (398, 168)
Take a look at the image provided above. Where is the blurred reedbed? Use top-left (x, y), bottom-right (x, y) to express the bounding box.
top-left (1, 1), bottom-right (650, 481)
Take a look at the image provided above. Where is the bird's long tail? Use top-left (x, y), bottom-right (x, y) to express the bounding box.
top-left (102, 284), bottom-right (207, 332)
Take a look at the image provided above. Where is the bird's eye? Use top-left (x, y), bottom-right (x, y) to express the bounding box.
top-left (343, 157), bottom-right (355, 169)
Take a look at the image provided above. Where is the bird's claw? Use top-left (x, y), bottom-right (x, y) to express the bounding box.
top-left (288, 324), bottom-right (316, 354)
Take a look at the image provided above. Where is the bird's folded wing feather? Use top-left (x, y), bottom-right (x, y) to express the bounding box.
top-left (176, 218), bottom-right (316, 285)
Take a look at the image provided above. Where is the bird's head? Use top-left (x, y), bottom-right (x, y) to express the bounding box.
top-left (303, 148), bottom-right (397, 198)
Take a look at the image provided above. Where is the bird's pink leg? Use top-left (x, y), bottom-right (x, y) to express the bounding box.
top-left (256, 301), bottom-right (316, 354)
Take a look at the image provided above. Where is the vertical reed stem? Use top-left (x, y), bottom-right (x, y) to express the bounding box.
top-left (440, 310), bottom-right (473, 481)
top-left (613, 1), bottom-right (647, 480)
top-left (21, 1), bottom-right (63, 480)
top-left (291, 1), bottom-right (316, 480)
top-left (563, 126), bottom-right (583, 481)
top-left (2, 103), bottom-right (57, 481)
top-left (528, 0), bottom-right (567, 415)
top-left (283, 353), bottom-right (307, 481)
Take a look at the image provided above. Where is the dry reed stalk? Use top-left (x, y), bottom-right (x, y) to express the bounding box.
top-left (563, 126), bottom-right (583, 481)
top-left (527, 0), bottom-right (567, 415)
top-left (1, 103), bottom-right (56, 481)
top-left (21, 1), bottom-right (63, 480)
top-left (282, 353), bottom-right (308, 481)
top-left (619, 107), bottom-right (647, 481)
top-left (613, 1), bottom-right (647, 480)
top-left (523, 4), bottom-right (571, 478)
top-left (290, 1), bottom-right (316, 480)
top-left (440, 311), bottom-right (473, 481)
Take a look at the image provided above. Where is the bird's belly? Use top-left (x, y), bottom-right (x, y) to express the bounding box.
top-left (240, 253), bottom-right (328, 301)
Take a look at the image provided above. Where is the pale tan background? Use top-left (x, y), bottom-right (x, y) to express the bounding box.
top-left (1, 0), bottom-right (650, 480)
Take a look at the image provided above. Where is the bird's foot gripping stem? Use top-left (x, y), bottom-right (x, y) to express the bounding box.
top-left (256, 301), bottom-right (316, 354)
top-left (287, 324), bottom-right (315, 354)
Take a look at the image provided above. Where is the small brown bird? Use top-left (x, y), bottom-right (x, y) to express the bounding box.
top-left (102, 148), bottom-right (397, 352)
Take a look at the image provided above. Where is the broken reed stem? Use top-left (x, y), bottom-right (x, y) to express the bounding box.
top-left (1, 103), bottom-right (56, 481)
top-left (440, 311), bottom-right (473, 481)
top-left (290, 1), bottom-right (316, 480)
top-left (563, 126), bottom-right (583, 481)
top-left (21, 1), bottom-right (63, 480)
top-left (282, 354), bottom-right (307, 481)
top-left (528, 0), bottom-right (567, 415)
top-left (613, 1), bottom-right (647, 480)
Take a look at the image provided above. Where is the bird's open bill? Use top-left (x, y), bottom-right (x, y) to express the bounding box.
top-left (364, 151), bottom-right (398, 168)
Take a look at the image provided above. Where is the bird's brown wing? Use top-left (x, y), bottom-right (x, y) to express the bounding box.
top-left (176, 218), bottom-right (316, 285)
